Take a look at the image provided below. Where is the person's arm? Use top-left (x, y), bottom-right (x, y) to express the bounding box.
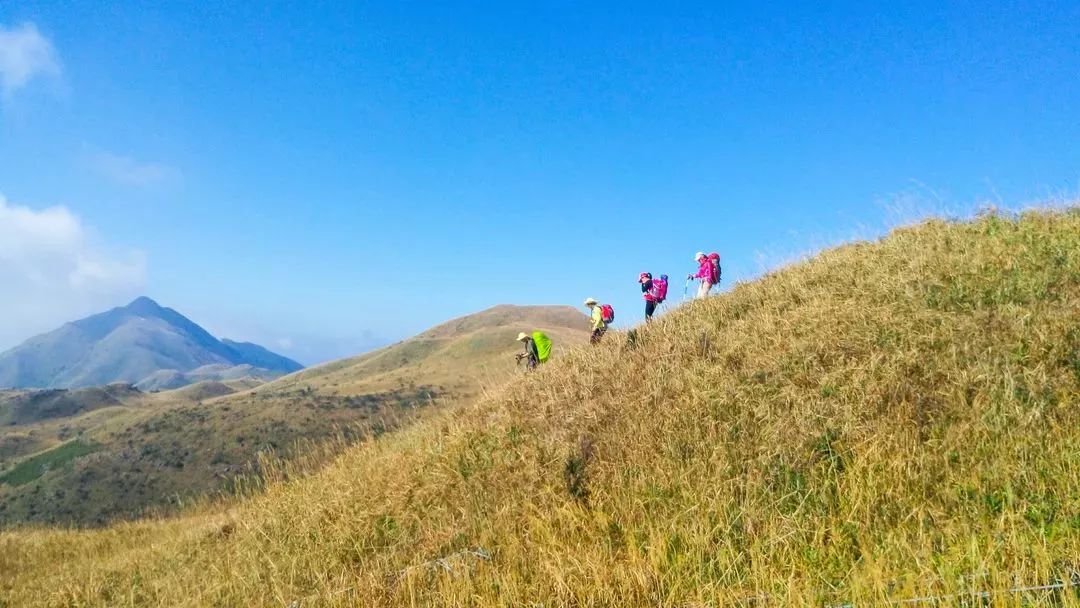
top-left (591, 307), bottom-right (603, 329)
top-left (527, 339), bottom-right (538, 359)
top-left (694, 261), bottom-right (710, 279)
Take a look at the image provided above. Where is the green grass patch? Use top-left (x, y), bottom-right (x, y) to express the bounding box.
top-left (0, 439), bottom-right (101, 487)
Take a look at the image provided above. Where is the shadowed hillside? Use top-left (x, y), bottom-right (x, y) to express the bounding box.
top-left (0, 385), bottom-right (156, 472)
top-left (1, 210), bottom-right (1078, 606)
top-left (0, 305), bottom-right (589, 527)
top-left (0, 383), bottom-right (143, 427)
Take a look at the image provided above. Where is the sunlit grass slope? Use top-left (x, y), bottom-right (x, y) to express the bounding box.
top-left (2, 209), bottom-right (1078, 606)
top-left (264, 304), bottom-right (588, 396)
top-left (0, 305), bottom-right (587, 527)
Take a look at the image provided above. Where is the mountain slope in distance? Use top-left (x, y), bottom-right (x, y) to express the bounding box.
top-left (0, 297), bottom-right (302, 390)
top-left (0, 304), bottom-right (590, 526)
top-left (266, 304), bottom-right (588, 396)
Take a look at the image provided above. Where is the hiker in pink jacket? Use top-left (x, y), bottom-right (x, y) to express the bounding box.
top-left (687, 252), bottom-right (717, 299)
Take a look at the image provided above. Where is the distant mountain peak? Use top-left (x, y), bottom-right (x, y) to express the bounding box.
top-left (0, 299), bottom-right (303, 389)
top-left (123, 296), bottom-right (165, 316)
top-left (126, 295), bottom-right (161, 307)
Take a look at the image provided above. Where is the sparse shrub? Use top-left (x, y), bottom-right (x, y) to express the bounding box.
top-left (563, 436), bottom-right (594, 506)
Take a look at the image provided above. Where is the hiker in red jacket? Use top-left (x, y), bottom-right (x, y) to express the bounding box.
top-left (688, 252), bottom-right (720, 299)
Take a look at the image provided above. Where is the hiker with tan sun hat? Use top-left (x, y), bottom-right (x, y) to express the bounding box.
top-left (516, 331), bottom-right (552, 369)
top-left (583, 297), bottom-right (614, 344)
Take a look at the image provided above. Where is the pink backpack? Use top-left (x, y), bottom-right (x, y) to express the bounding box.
top-left (706, 253), bottom-right (721, 285)
top-left (650, 275), bottom-right (669, 302)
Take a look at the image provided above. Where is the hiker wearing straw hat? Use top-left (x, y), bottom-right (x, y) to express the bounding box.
top-left (583, 298), bottom-right (613, 344)
top-left (516, 331), bottom-right (552, 369)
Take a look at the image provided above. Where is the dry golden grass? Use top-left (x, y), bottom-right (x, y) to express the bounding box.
top-left (1, 209), bottom-right (1078, 606)
top-left (0, 305), bottom-right (588, 527)
top-left (262, 304), bottom-right (589, 397)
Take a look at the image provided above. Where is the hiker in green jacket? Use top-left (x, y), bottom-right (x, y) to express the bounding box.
top-left (516, 331), bottom-right (552, 369)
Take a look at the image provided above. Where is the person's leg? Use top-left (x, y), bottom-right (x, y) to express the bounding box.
top-left (697, 280), bottom-right (711, 299)
top-left (645, 300), bottom-right (656, 320)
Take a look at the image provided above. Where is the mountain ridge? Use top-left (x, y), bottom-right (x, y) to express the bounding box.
top-left (0, 297), bottom-right (302, 390)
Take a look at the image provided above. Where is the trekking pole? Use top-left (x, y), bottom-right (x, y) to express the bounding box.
top-left (683, 277), bottom-right (692, 301)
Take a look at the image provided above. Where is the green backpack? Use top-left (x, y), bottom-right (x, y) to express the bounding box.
top-left (532, 331), bottom-right (553, 363)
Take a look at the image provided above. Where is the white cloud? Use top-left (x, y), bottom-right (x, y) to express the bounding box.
top-left (0, 193), bottom-right (146, 350)
top-left (88, 150), bottom-right (181, 187)
top-left (0, 22), bottom-right (60, 98)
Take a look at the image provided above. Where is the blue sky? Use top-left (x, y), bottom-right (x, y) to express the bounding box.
top-left (1, 1), bottom-right (1077, 363)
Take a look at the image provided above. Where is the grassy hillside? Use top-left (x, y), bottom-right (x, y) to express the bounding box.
top-left (0, 385), bottom-right (153, 471)
top-left (0, 305), bottom-right (588, 527)
top-left (0, 383), bottom-right (143, 427)
top-left (0, 382), bottom-right (237, 471)
top-left (265, 304), bottom-right (587, 396)
top-left (1, 210), bottom-right (1078, 606)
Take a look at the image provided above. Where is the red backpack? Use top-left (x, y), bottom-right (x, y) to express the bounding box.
top-left (706, 253), bottom-right (721, 285)
top-left (600, 304), bottom-right (615, 324)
